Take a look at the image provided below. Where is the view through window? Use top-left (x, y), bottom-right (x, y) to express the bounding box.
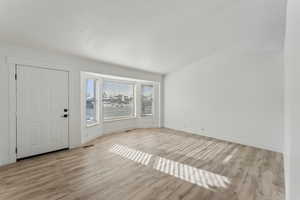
top-left (86, 79), bottom-right (97, 124)
top-left (141, 85), bottom-right (154, 116)
top-left (103, 80), bottom-right (135, 120)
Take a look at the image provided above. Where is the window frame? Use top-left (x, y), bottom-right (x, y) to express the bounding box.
top-left (102, 78), bottom-right (137, 122)
top-left (141, 84), bottom-right (154, 117)
top-left (84, 77), bottom-right (100, 128)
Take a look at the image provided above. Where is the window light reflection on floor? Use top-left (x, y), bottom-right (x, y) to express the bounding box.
top-left (109, 144), bottom-right (231, 190)
top-left (110, 144), bottom-right (153, 166)
top-left (154, 157), bottom-right (231, 189)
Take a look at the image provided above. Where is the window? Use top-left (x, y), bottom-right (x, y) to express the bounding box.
top-left (86, 79), bottom-right (97, 124)
top-left (103, 80), bottom-right (135, 120)
top-left (141, 85), bottom-right (154, 116)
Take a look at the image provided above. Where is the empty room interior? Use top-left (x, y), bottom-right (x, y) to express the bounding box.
top-left (0, 0), bottom-right (300, 200)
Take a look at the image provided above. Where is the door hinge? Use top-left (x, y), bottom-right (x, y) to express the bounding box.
top-left (15, 73), bottom-right (17, 80)
top-left (15, 148), bottom-right (18, 154)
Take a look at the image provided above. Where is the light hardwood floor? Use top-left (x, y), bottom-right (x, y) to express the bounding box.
top-left (0, 128), bottom-right (285, 200)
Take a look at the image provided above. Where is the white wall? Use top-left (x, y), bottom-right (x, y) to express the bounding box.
top-left (284, 0), bottom-right (300, 199)
top-left (0, 44), bottom-right (162, 167)
top-left (0, 53), bottom-right (9, 166)
top-left (164, 47), bottom-right (284, 152)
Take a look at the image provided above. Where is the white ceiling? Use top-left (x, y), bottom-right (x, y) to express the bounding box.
top-left (0, 0), bottom-right (286, 74)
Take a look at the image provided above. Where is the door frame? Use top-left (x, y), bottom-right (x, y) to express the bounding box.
top-left (7, 57), bottom-right (70, 163)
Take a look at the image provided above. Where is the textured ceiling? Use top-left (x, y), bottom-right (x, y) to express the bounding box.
top-left (0, 0), bottom-right (286, 73)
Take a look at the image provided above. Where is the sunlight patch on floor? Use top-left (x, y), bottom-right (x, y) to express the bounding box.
top-left (109, 144), bottom-right (231, 190)
top-left (154, 156), bottom-right (231, 189)
top-left (110, 144), bottom-right (153, 165)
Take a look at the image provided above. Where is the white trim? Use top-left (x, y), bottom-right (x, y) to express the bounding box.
top-left (8, 63), bottom-right (17, 164)
top-left (7, 58), bottom-right (71, 163)
top-left (82, 73), bottom-right (102, 128)
top-left (7, 56), bottom-right (70, 71)
top-left (86, 122), bottom-right (100, 127)
top-left (141, 114), bottom-right (154, 117)
top-left (104, 116), bottom-right (138, 123)
top-left (85, 79), bottom-right (99, 127)
top-left (103, 77), bottom-right (137, 85)
top-left (85, 72), bottom-right (155, 83)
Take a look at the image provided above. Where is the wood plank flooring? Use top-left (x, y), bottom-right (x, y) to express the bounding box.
top-left (0, 128), bottom-right (285, 200)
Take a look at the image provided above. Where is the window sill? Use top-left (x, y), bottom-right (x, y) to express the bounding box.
top-left (86, 122), bottom-right (99, 128)
top-left (141, 114), bottom-right (153, 117)
top-left (104, 116), bottom-right (137, 123)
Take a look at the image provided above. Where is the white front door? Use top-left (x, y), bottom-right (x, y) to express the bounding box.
top-left (16, 65), bottom-right (69, 158)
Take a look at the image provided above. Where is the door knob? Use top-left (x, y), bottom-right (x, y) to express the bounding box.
top-left (62, 114), bottom-right (68, 118)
